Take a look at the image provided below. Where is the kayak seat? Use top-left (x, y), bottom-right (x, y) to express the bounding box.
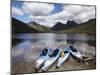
top-left (50, 49), bottom-right (59, 57)
top-left (69, 46), bottom-right (77, 52)
top-left (64, 50), bottom-right (69, 53)
top-left (40, 48), bottom-right (48, 56)
top-left (72, 48), bottom-right (77, 52)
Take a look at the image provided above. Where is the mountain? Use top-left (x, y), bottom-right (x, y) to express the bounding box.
top-left (12, 17), bottom-right (40, 33)
top-left (12, 17), bottom-right (96, 34)
top-left (51, 22), bottom-right (66, 31)
top-left (28, 21), bottom-right (52, 32)
top-left (58, 19), bottom-right (96, 34)
top-left (51, 20), bottom-right (79, 31)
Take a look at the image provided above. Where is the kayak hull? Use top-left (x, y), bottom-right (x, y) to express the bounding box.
top-left (57, 52), bottom-right (70, 67)
top-left (41, 57), bottom-right (58, 71)
top-left (35, 57), bottom-right (47, 70)
top-left (70, 51), bottom-right (82, 61)
top-left (41, 48), bottom-right (61, 72)
top-left (69, 46), bottom-right (83, 61)
top-left (35, 48), bottom-right (51, 70)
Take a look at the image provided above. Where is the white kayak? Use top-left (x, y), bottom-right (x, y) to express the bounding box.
top-left (41, 48), bottom-right (61, 72)
top-left (69, 46), bottom-right (82, 61)
top-left (57, 48), bottom-right (70, 68)
top-left (35, 48), bottom-right (51, 70)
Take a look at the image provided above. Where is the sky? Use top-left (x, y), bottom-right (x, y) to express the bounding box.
top-left (12, 1), bottom-right (96, 27)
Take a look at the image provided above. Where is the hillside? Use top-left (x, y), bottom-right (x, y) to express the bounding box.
top-left (58, 19), bottom-right (96, 34)
top-left (51, 21), bottom-right (79, 31)
top-left (12, 17), bottom-right (96, 34)
top-left (28, 21), bottom-right (52, 32)
top-left (12, 17), bottom-right (40, 33)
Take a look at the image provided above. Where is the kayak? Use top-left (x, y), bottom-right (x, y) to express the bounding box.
top-left (69, 46), bottom-right (82, 61)
top-left (57, 48), bottom-right (70, 68)
top-left (41, 48), bottom-right (61, 72)
top-left (35, 48), bottom-right (51, 70)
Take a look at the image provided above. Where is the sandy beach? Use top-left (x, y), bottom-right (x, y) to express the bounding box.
top-left (12, 55), bottom-right (96, 75)
top-left (12, 45), bottom-right (96, 75)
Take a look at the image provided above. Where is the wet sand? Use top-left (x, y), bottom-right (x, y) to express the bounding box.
top-left (12, 56), bottom-right (96, 75)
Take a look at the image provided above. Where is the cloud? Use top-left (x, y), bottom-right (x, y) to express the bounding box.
top-left (22, 2), bottom-right (55, 16)
top-left (29, 4), bottom-right (95, 27)
top-left (64, 5), bottom-right (95, 23)
top-left (53, 5), bottom-right (95, 24)
top-left (12, 41), bottom-right (33, 57)
top-left (29, 15), bottom-right (57, 27)
top-left (12, 2), bottom-right (95, 27)
top-left (73, 6), bottom-right (95, 23)
top-left (12, 7), bottom-right (24, 16)
top-left (12, 48), bottom-right (24, 57)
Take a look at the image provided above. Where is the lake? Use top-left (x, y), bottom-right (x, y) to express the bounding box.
top-left (12, 33), bottom-right (96, 64)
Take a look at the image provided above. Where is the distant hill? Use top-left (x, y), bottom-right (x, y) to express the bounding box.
top-left (51, 22), bottom-right (66, 31)
top-left (58, 19), bottom-right (96, 34)
top-left (28, 21), bottom-right (52, 32)
top-left (12, 17), bottom-right (96, 34)
top-left (12, 17), bottom-right (40, 33)
top-left (51, 20), bottom-right (79, 31)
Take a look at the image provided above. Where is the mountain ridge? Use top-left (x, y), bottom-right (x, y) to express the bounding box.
top-left (51, 20), bottom-right (79, 31)
top-left (58, 19), bottom-right (96, 34)
top-left (12, 17), bottom-right (96, 34)
top-left (12, 17), bottom-right (40, 33)
top-left (28, 21), bottom-right (52, 32)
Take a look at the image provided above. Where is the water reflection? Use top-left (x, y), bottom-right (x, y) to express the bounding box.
top-left (13, 33), bottom-right (95, 41)
top-left (12, 33), bottom-right (96, 64)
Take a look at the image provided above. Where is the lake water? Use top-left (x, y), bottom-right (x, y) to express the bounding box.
top-left (12, 33), bottom-right (96, 64)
